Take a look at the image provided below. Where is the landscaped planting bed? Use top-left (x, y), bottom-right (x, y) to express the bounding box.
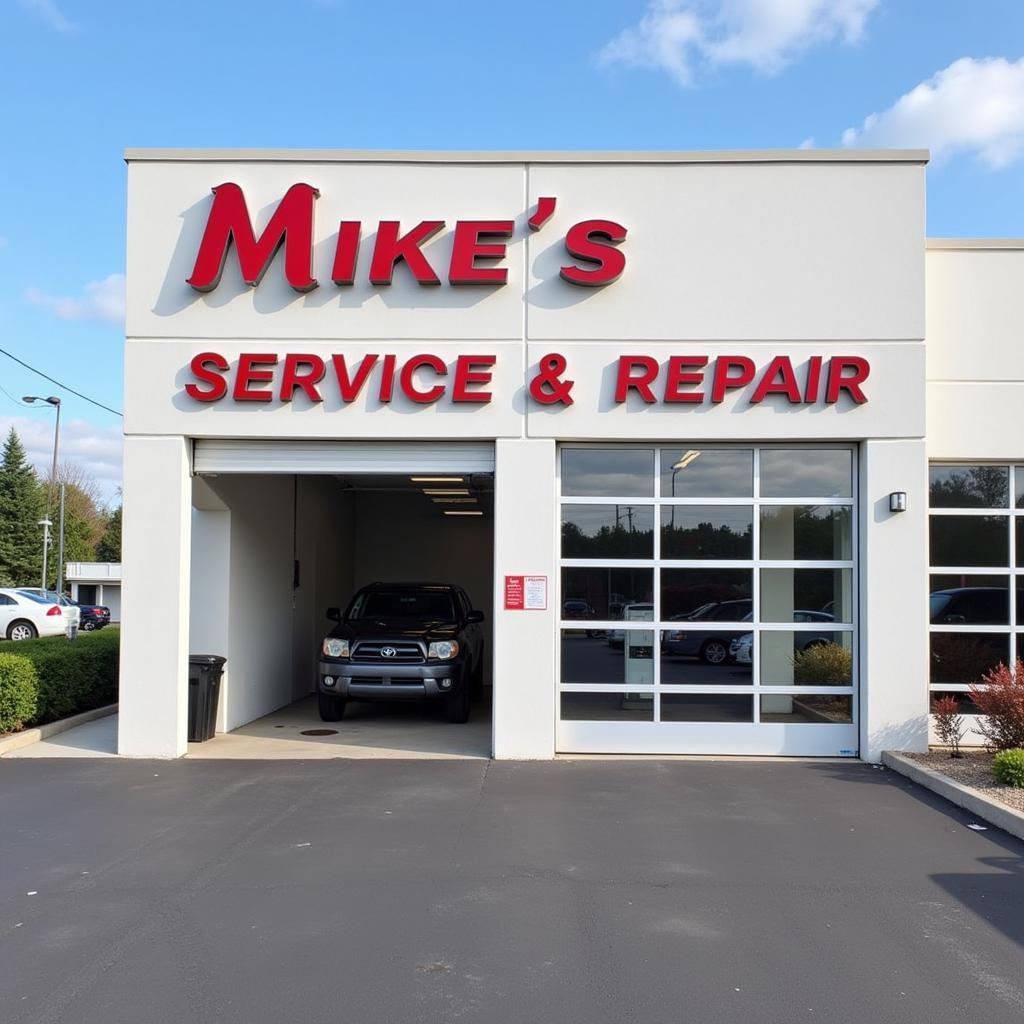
top-left (905, 749), bottom-right (1024, 813)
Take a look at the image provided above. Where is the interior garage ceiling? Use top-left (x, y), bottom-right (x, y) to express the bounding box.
top-left (333, 472), bottom-right (494, 518)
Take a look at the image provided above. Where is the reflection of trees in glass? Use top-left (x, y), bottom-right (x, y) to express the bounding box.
top-left (662, 520), bottom-right (752, 558)
top-left (929, 466), bottom-right (1008, 508)
top-left (561, 520), bottom-right (654, 558)
top-left (930, 634), bottom-right (1006, 685)
top-left (792, 643), bottom-right (852, 685)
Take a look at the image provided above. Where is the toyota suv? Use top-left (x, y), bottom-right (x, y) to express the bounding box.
top-left (318, 582), bottom-right (485, 724)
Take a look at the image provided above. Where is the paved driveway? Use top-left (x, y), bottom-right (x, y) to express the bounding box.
top-left (0, 758), bottom-right (1022, 1024)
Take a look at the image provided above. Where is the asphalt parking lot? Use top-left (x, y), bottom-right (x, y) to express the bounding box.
top-left (1, 758), bottom-right (1022, 1024)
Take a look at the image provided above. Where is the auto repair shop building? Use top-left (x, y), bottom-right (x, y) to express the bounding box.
top-left (119, 148), bottom-right (1024, 760)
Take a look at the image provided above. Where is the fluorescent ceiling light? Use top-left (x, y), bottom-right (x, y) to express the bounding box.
top-left (422, 489), bottom-right (470, 496)
top-left (410, 476), bottom-right (463, 483)
top-left (444, 510), bottom-right (483, 516)
top-left (431, 497), bottom-right (477, 504)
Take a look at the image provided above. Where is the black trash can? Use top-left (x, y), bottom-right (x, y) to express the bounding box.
top-left (188, 655), bottom-right (226, 742)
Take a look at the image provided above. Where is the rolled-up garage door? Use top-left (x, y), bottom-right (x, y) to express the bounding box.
top-left (193, 439), bottom-right (495, 475)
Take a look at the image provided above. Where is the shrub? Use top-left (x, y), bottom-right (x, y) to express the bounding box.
top-left (10, 628), bottom-right (119, 726)
top-left (792, 642), bottom-right (852, 685)
top-left (0, 653), bottom-right (39, 733)
top-left (931, 695), bottom-right (966, 757)
top-left (968, 659), bottom-right (1024, 751)
top-left (992, 749), bottom-right (1024, 788)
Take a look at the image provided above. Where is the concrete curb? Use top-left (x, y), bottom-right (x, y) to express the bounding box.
top-left (881, 750), bottom-right (1024, 842)
top-left (0, 703), bottom-right (118, 757)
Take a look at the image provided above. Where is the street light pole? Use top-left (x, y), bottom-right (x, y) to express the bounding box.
top-left (23, 395), bottom-right (62, 590)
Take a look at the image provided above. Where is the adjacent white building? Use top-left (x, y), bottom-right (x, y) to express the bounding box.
top-left (118, 148), bottom-right (1022, 759)
top-left (66, 561), bottom-right (122, 621)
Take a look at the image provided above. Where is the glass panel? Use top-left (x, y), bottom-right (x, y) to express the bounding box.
top-left (561, 568), bottom-right (653, 621)
top-left (660, 631), bottom-right (753, 685)
top-left (929, 516), bottom-right (1008, 567)
top-left (760, 568), bottom-right (851, 623)
top-left (929, 691), bottom-right (982, 716)
top-left (929, 575), bottom-right (1009, 625)
top-left (661, 694), bottom-right (753, 722)
top-left (759, 449), bottom-right (852, 498)
top-left (929, 633), bottom-right (1009, 685)
top-left (561, 629), bottom-right (655, 684)
top-left (560, 691), bottom-right (654, 722)
top-left (661, 569), bottom-right (752, 620)
top-left (561, 505), bottom-right (654, 559)
top-left (760, 694), bottom-right (853, 724)
top-left (760, 632), bottom-right (854, 686)
top-left (1018, 518), bottom-right (1024, 567)
top-left (659, 448), bottom-right (753, 497)
top-left (660, 506), bottom-right (753, 559)
top-left (760, 505), bottom-right (852, 560)
top-left (929, 465), bottom-right (1009, 509)
top-left (561, 449), bottom-right (653, 498)
top-left (1016, 467), bottom-right (1024, 509)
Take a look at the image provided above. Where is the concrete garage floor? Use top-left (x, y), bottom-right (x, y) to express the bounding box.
top-left (1, 759), bottom-right (1023, 1024)
top-left (188, 694), bottom-right (492, 760)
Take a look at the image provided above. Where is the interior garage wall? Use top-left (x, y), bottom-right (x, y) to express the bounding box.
top-left (292, 477), bottom-right (355, 700)
top-left (351, 491), bottom-right (494, 682)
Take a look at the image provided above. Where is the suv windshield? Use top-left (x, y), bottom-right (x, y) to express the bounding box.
top-left (348, 589), bottom-right (456, 622)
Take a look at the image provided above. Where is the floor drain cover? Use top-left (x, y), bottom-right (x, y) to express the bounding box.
top-left (300, 728), bottom-right (338, 736)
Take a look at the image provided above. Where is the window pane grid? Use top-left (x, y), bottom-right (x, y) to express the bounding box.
top-left (928, 462), bottom-right (1022, 693)
top-left (558, 445), bottom-right (858, 725)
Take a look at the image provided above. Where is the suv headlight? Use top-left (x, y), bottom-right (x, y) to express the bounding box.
top-left (322, 638), bottom-right (350, 658)
top-left (428, 640), bottom-right (460, 660)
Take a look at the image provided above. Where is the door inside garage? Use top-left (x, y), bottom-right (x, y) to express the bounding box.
top-left (187, 441), bottom-right (494, 757)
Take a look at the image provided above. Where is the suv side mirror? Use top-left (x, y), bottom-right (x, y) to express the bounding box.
top-left (326, 607), bottom-right (342, 623)
top-left (466, 610), bottom-right (485, 624)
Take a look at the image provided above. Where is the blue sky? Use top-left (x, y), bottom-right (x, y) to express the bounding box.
top-left (1, 0), bottom-right (1022, 502)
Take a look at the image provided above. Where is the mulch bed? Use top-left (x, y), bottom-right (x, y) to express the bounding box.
top-left (904, 749), bottom-right (1024, 813)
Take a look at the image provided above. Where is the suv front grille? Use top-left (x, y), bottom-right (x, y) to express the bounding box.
top-left (351, 642), bottom-right (425, 664)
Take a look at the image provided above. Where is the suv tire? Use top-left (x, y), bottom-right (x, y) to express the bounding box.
top-left (446, 679), bottom-right (471, 724)
top-left (318, 692), bottom-right (346, 722)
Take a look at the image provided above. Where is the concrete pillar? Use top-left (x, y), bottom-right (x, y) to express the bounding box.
top-left (859, 438), bottom-right (929, 761)
top-left (492, 438), bottom-right (557, 759)
top-left (118, 436), bottom-right (191, 757)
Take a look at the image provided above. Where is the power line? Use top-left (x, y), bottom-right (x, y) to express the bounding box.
top-left (0, 347), bottom-right (122, 417)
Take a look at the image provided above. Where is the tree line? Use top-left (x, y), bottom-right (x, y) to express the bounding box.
top-left (0, 427), bottom-right (121, 589)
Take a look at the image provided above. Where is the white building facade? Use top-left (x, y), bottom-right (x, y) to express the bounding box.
top-left (119, 149), bottom-right (1022, 759)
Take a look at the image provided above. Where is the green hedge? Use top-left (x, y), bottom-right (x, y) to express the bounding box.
top-left (0, 654), bottom-right (38, 732)
top-left (7, 628), bottom-right (119, 726)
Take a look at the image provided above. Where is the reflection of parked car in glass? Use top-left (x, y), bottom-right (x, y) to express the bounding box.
top-left (930, 587), bottom-right (1011, 625)
top-left (729, 611), bottom-right (836, 665)
top-left (562, 599), bottom-right (604, 638)
top-left (662, 599), bottom-right (753, 664)
top-left (608, 602), bottom-right (654, 649)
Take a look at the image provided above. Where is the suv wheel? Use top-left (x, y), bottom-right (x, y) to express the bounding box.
top-left (446, 679), bottom-right (471, 724)
top-left (700, 639), bottom-right (729, 665)
top-left (318, 692), bottom-right (346, 722)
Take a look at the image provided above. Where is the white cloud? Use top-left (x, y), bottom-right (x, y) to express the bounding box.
top-left (26, 273), bottom-right (125, 325)
top-left (18, 0), bottom-right (78, 33)
top-left (843, 57), bottom-right (1024, 169)
top-left (599, 0), bottom-right (879, 85)
top-left (0, 416), bottom-right (122, 505)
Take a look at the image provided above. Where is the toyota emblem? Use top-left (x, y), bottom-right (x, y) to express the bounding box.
top-left (381, 646), bottom-right (397, 658)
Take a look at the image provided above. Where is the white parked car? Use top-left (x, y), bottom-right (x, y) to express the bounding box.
top-left (0, 588), bottom-right (70, 640)
top-left (17, 589), bottom-right (81, 627)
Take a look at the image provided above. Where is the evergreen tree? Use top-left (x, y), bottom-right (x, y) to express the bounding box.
top-left (95, 504), bottom-right (122, 562)
top-left (0, 429), bottom-right (44, 586)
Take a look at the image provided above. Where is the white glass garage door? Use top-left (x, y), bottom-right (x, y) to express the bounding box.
top-left (556, 445), bottom-right (859, 756)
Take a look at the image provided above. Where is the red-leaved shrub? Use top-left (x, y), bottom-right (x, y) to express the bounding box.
top-left (968, 659), bottom-right (1024, 751)
top-left (931, 695), bottom-right (966, 757)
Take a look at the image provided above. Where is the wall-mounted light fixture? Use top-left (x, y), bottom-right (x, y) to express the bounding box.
top-left (889, 491), bottom-right (907, 513)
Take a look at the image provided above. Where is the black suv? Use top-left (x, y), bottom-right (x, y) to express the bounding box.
top-left (318, 583), bottom-right (485, 724)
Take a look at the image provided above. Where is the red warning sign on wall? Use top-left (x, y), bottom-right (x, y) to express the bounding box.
top-left (504, 575), bottom-right (547, 610)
